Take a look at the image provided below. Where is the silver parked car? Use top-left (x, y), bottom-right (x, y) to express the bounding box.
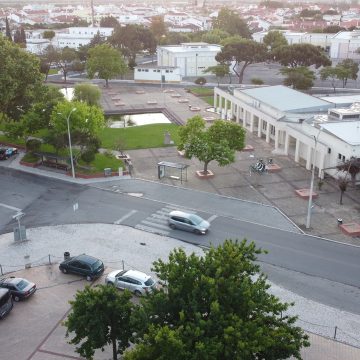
top-left (105, 269), bottom-right (157, 296)
top-left (168, 210), bottom-right (210, 234)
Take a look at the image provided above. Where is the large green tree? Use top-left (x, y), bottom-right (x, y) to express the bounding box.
top-left (178, 116), bottom-right (245, 174)
top-left (150, 16), bottom-right (167, 42)
top-left (213, 7), bottom-right (251, 38)
top-left (263, 30), bottom-right (288, 52)
top-left (73, 83), bottom-right (101, 106)
top-left (87, 44), bottom-right (127, 87)
top-left (216, 38), bottom-right (268, 83)
top-left (65, 285), bottom-right (134, 360)
top-left (280, 66), bottom-right (315, 90)
top-left (125, 240), bottom-right (309, 360)
top-left (52, 46), bottom-right (79, 83)
top-left (0, 33), bottom-right (44, 119)
top-left (201, 29), bottom-right (230, 44)
top-left (273, 43), bottom-right (331, 68)
top-left (204, 64), bottom-right (231, 85)
top-left (337, 58), bottom-right (359, 87)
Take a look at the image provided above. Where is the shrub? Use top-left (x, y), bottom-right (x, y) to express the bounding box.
top-left (81, 149), bottom-right (96, 164)
top-left (26, 138), bottom-right (42, 152)
top-left (195, 77), bottom-right (207, 86)
top-left (251, 77), bottom-right (264, 85)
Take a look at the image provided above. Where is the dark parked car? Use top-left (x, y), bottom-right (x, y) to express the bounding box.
top-left (0, 289), bottom-right (13, 319)
top-left (5, 147), bottom-right (18, 157)
top-left (59, 254), bottom-right (104, 281)
top-left (0, 277), bottom-right (36, 302)
top-left (0, 148), bottom-right (8, 160)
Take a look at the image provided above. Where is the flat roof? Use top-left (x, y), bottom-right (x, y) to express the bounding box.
top-left (158, 44), bottom-right (221, 53)
top-left (320, 94), bottom-right (360, 105)
top-left (322, 121), bottom-right (360, 145)
top-left (239, 85), bottom-right (332, 112)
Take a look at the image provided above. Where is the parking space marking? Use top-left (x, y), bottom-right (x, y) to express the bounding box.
top-left (207, 215), bottom-right (218, 223)
top-left (114, 210), bottom-right (138, 224)
top-left (0, 202), bottom-right (21, 212)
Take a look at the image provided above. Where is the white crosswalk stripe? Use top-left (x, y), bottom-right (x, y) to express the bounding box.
top-left (135, 205), bottom-right (205, 236)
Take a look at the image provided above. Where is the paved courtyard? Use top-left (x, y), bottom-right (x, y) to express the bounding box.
top-left (95, 83), bottom-right (360, 245)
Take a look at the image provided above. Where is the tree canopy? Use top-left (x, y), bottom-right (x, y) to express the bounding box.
top-left (51, 46), bottom-right (79, 83)
top-left (125, 240), bottom-right (309, 360)
top-left (0, 33), bottom-right (44, 119)
top-left (86, 44), bottom-right (127, 87)
top-left (213, 7), bottom-right (251, 38)
top-left (204, 64), bottom-right (231, 85)
top-left (73, 83), bottom-right (101, 106)
top-left (65, 285), bottom-right (134, 360)
top-left (216, 38), bottom-right (268, 83)
top-left (280, 66), bottom-right (315, 90)
top-left (263, 30), bottom-right (288, 52)
top-left (273, 43), bottom-right (331, 68)
top-left (100, 16), bottom-right (119, 28)
top-left (178, 116), bottom-right (245, 173)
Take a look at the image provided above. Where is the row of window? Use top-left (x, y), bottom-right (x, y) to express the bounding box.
top-left (137, 69), bottom-right (174, 73)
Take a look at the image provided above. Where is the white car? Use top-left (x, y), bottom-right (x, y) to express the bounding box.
top-left (105, 269), bottom-right (157, 296)
top-left (168, 210), bottom-right (210, 234)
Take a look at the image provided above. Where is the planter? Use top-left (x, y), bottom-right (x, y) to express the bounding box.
top-left (196, 170), bottom-right (214, 179)
top-left (20, 160), bottom-right (40, 168)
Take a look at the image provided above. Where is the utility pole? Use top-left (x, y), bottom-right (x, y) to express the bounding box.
top-left (91, 0), bottom-right (95, 27)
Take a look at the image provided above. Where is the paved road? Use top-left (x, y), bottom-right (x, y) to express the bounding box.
top-left (1, 168), bottom-right (360, 315)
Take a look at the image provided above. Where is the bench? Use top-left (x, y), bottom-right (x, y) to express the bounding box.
top-left (42, 160), bottom-right (69, 171)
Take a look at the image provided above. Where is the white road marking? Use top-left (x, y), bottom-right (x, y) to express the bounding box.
top-left (0, 203), bottom-right (22, 212)
top-left (114, 210), bottom-right (138, 224)
top-left (207, 215), bottom-right (218, 223)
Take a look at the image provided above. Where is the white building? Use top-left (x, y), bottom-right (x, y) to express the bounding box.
top-left (214, 85), bottom-right (360, 179)
top-left (26, 38), bottom-right (51, 54)
top-left (330, 30), bottom-right (360, 62)
top-left (54, 27), bottom-right (113, 49)
top-left (157, 42), bottom-right (221, 77)
top-left (134, 65), bottom-right (181, 83)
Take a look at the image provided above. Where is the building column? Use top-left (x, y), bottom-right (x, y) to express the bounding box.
top-left (284, 132), bottom-right (290, 155)
top-left (306, 146), bottom-right (312, 170)
top-left (250, 113), bottom-right (254, 133)
top-left (274, 128), bottom-right (279, 149)
top-left (257, 118), bottom-right (262, 137)
top-left (213, 93), bottom-right (217, 110)
top-left (224, 99), bottom-right (228, 120)
top-left (266, 122), bottom-right (270, 143)
top-left (295, 138), bottom-right (300, 162)
top-left (236, 104), bottom-right (240, 123)
top-left (318, 151), bottom-right (325, 179)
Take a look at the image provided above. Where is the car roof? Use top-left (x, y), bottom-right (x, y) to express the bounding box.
top-left (124, 270), bottom-right (150, 282)
top-left (169, 210), bottom-right (192, 218)
top-left (0, 277), bottom-right (23, 285)
top-left (74, 254), bottom-right (101, 265)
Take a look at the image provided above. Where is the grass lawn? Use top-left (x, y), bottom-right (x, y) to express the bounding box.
top-left (190, 87), bottom-right (214, 96)
top-left (99, 123), bottom-right (179, 150)
top-left (202, 96), bottom-right (214, 106)
top-left (77, 153), bottom-right (124, 173)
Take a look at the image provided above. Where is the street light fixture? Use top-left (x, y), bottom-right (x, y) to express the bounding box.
top-left (306, 125), bottom-right (323, 229)
top-left (58, 108), bottom-right (77, 178)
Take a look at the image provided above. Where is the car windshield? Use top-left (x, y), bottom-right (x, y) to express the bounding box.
top-left (145, 278), bottom-right (155, 286)
top-left (188, 214), bottom-right (203, 225)
top-left (92, 260), bottom-right (103, 269)
top-left (16, 280), bottom-right (29, 290)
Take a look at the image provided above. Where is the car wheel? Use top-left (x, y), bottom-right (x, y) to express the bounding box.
top-left (14, 295), bottom-right (20, 302)
top-left (61, 268), bottom-right (67, 274)
top-left (86, 275), bottom-right (93, 282)
top-left (169, 224), bottom-right (176, 229)
top-left (106, 281), bottom-right (113, 286)
top-left (134, 290), bottom-right (142, 297)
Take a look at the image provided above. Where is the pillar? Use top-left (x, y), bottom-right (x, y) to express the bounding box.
top-left (284, 132), bottom-right (289, 155)
top-left (274, 128), bottom-right (279, 149)
top-left (306, 146), bottom-right (312, 170)
top-left (250, 113), bottom-right (255, 133)
top-left (257, 118), bottom-right (262, 137)
top-left (318, 151), bottom-right (325, 179)
top-left (213, 93), bottom-right (217, 110)
top-left (266, 122), bottom-right (270, 143)
top-left (224, 99), bottom-right (228, 120)
top-left (294, 138), bottom-right (300, 162)
top-left (236, 104), bottom-right (240, 124)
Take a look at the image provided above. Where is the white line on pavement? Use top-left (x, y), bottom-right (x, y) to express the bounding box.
top-left (114, 210), bottom-right (138, 225)
top-left (207, 215), bottom-right (218, 223)
top-left (0, 203), bottom-right (22, 212)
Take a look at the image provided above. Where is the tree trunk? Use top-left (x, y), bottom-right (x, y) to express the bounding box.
top-left (105, 78), bottom-right (109, 88)
top-left (112, 336), bottom-right (117, 360)
top-left (340, 190), bottom-right (344, 205)
top-left (203, 161), bottom-right (209, 174)
top-left (63, 70), bottom-right (67, 84)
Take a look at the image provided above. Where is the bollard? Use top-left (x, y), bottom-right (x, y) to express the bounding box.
top-left (122, 260), bottom-right (125, 270)
top-left (48, 254), bottom-right (51, 265)
top-left (337, 219), bottom-right (343, 226)
top-left (334, 326), bottom-right (337, 339)
top-left (0, 264), bottom-right (2, 275)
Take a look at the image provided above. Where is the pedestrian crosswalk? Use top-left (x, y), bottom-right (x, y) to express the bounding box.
top-left (135, 205), bottom-right (196, 236)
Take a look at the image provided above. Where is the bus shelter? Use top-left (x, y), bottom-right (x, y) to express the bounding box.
top-left (157, 161), bottom-right (189, 183)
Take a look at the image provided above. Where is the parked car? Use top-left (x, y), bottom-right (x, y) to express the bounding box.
top-left (0, 148), bottom-right (8, 160)
top-left (168, 210), bottom-right (210, 234)
top-left (5, 147), bottom-right (18, 157)
top-left (59, 254), bottom-right (104, 281)
top-left (0, 277), bottom-right (36, 302)
top-left (105, 269), bottom-right (157, 296)
top-left (0, 289), bottom-right (13, 319)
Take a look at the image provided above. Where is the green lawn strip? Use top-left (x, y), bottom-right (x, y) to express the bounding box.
top-left (99, 123), bottom-right (179, 150)
top-left (0, 134), bottom-right (26, 146)
top-left (202, 96), bottom-right (214, 106)
top-left (190, 87), bottom-right (214, 96)
top-left (77, 153), bottom-right (123, 173)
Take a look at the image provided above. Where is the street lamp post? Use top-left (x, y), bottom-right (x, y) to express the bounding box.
top-left (58, 108), bottom-right (77, 178)
top-left (306, 126), bottom-right (323, 229)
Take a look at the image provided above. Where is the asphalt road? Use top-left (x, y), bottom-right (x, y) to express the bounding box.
top-left (1, 168), bottom-right (360, 314)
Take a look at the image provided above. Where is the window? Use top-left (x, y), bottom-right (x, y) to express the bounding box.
top-left (153, 70), bottom-right (156, 72)
top-left (145, 69), bottom-right (149, 72)
top-left (137, 69), bottom-right (141, 72)
top-left (166, 70), bottom-right (169, 73)
top-left (338, 153), bottom-right (342, 160)
top-left (157, 70), bottom-right (160, 72)
top-left (328, 148), bottom-right (331, 154)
